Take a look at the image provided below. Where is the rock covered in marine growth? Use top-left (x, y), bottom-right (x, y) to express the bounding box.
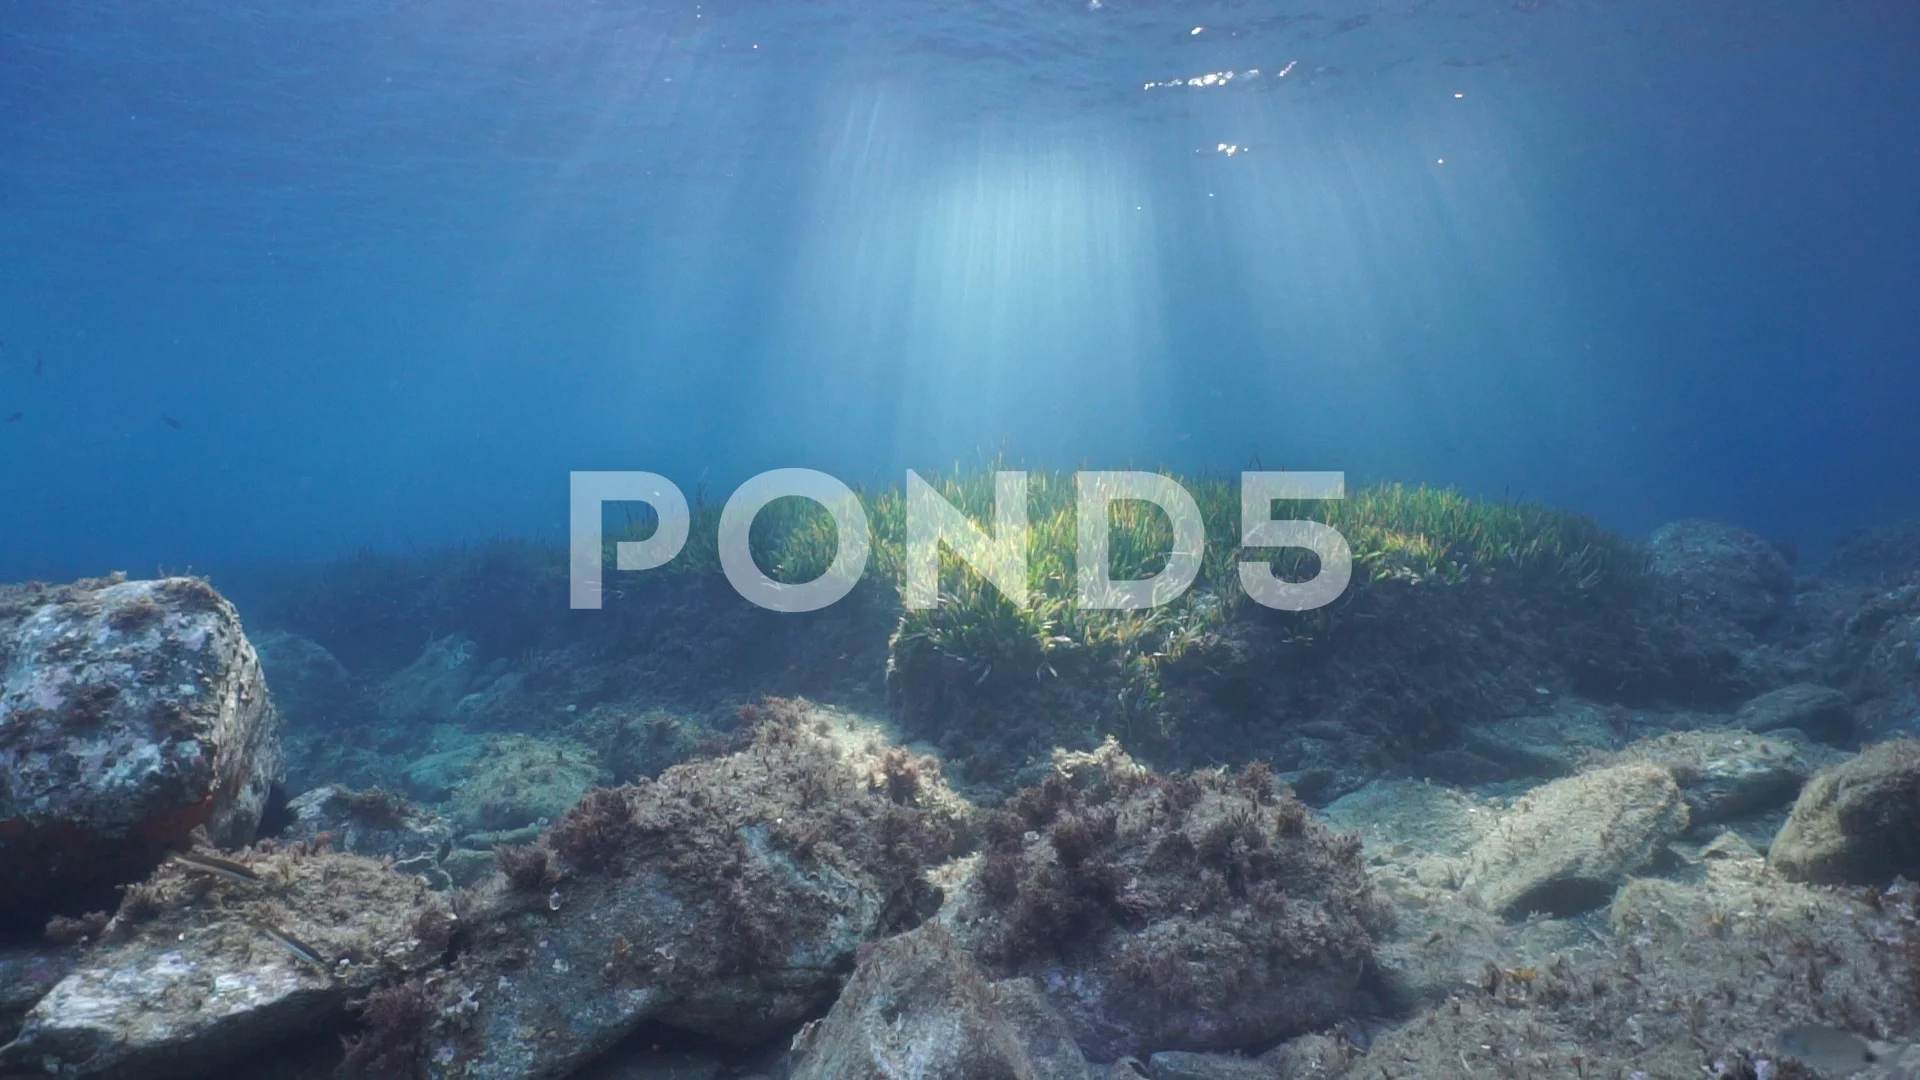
top-left (249, 628), bottom-right (360, 728)
top-left (1462, 762), bottom-right (1689, 918)
top-left (788, 922), bottom-right (1091, 1080)
top-left (441, 735), bottom-right (606, 835)
top-left (425, 698), bottom-right (951, 1080)
top-left (281, 784), bottom-right (457, 888)
top-left (378, 633), bottom-right (486, 725)
top-left (1597, 729), bottom-right (1839, 825)
top-left (374, 632), bottom-right (526, 732)
top-left (1816, 577), bottom-right (1920, 741)
top-left (1735, 683), bottom-right (1855, 745)
top-left (0, 575), bottom-right (283, 919)
top-left (0, 848), bottom-right (452, 1078)
top-left (1771, 738), bottom-right (1920, 884)
top-left (945, 739), bottom-right (1386, 1061)
top-left (1649, 519), bottom-right (1795, 631)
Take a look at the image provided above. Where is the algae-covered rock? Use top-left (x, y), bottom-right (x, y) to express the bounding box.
top-left (1600, 729), bottom-right (1838, 825)
top-left (788, 923), bottom-right (1090, 1080)
top-left (251, 629), bottom-right (361, 729)
top-left (445, 734), bottom-right (605, 833)
top-left (404, 732), bottom-right (607, 835)
top-left (0, 575), bottom-right (283, 921)
top-left (0, 848), bottom-right (451, 1078)
top-left (425, 698), bottom-right (949, 1080)
top-left (583, 705), bottom-right (707, 784)
top-left (1734, 682), bottom-right (1855, 744)
top-left (1650, 519), bottom-right (1794, 630)
top-left (281, 784), bottom-right (455, 887)
top-left (1342, 814), bottom-right (1920, 1080)
top-left (1771, 738), bottom-right (1920, 884)
top-left (946, 740), bottom-right (1384, 1061)
top-left (1463, 763), bottom-right (1689, 918)
top-left (378, 634), bottom-right (483, 725)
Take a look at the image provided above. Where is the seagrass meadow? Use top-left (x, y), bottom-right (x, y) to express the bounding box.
top-left (266, 466), bottom-right (1693, 799)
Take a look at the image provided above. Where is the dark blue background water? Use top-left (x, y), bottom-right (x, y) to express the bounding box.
top-left (2, 0), bottom-right (1915, 581)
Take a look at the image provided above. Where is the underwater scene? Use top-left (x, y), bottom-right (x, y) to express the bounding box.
top-left (3, 1), bottom-right (1920, 1078)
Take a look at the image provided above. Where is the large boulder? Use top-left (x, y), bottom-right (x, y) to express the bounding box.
top-left (1650, 519), bottom-right (1794, 631)
top-left (1462, 763), bottom-right (1689, 918)
top-left (788, 923), bottom-right (1090, 1080)
top-left (424, 699), bottom-right (950, 1080)
top-left (1771, 739), bottom-right (1920, 884)
top-left (0, 575), bottom-right (283, 920)
top-left (945, 740), bottom-right (1385, 1061)
top-left (0, 848), bottom-right (451, 1078)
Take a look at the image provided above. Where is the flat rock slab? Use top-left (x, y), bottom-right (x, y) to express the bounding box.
top-left (1463, 763), bottom-right (1689, 918)
top-left (1322, 779), bottom-right (1490, 859)
top-left (1458, 703), bottom-right (1625, 780)
top-left (0, 849), bottom-right (450, 1079)
top-left (0, 576), bottom-right (282, 918)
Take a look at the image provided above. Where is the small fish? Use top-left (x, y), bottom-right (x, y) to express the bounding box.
top-left (3, 413), bottom-right (21, 424)
top-left (32, 356), bottom-right (42, 377)
top-left (161, 414), bottom-right (182, 429)
top-left (257, 925), bottom-right (328, 969)
top-left (166, 849), bottom-right (261, 884)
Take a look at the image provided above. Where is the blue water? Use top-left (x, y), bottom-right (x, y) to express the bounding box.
top-left (2, 0), bottom-right (1916, 581)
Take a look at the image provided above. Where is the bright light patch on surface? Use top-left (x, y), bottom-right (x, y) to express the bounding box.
top-left (1143, 69), bottom-right (1267, 91)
